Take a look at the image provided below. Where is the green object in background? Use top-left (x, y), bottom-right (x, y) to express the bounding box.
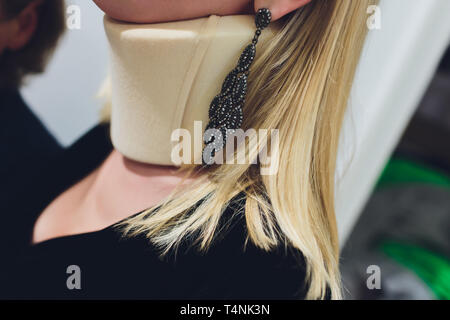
top-left (381, 241), bottom-right (450, 300)
top-left (374, 159), bottom-right (450, 299)
top-left (377, 158), bottom-right (450, 189)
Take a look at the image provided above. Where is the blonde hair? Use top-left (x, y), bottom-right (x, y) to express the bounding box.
top-left (116, 0), bottom-right (376, 300)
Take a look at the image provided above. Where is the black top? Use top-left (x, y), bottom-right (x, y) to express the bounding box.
top-left (0, 89), bottom-right (62, 202)
top-left (0, 124), bottom-right (307, 300)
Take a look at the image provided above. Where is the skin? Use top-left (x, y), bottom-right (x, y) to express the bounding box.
top-left (92, 0), bottom-right (312, 23)
top-left (33, 152), bottom-right (196, 244)
top-left (33, 0), bottom-right (312, 244)
top-left (0, 0), bottom-right (41, 55)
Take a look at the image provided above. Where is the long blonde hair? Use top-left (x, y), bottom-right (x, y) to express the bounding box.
top-left (118, 0), bottom-right (376, 300)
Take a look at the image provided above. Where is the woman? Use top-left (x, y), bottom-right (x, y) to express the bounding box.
top-left (1, 0), bottom-right (376, 300)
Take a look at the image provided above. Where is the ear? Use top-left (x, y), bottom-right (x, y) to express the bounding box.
top-left (254, 0), bottom-right (312, 21)
top-left (6, 0), bottom-right (42, 51)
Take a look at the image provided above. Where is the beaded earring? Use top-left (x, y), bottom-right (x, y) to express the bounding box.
top-left (203, 8), bottom-right (272, 165)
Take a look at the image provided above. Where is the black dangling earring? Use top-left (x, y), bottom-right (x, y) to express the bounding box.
top-left (203, 8), bottom-right (272, 165)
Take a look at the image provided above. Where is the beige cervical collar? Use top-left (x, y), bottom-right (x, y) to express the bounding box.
top-left (104, 15), bottom-right (274, 165)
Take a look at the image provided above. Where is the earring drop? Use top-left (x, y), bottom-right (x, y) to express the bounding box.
top-left (203, 8), bottom-right (272, 165)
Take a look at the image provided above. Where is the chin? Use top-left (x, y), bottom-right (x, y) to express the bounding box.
top-left (93, 0), bottom-right (253, 24)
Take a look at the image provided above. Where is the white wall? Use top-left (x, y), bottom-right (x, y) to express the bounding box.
top-left (336, 0), bottom-right (450, 243)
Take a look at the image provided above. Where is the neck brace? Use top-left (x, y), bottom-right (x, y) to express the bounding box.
top-left (104, 15), bottom-right (275, 165)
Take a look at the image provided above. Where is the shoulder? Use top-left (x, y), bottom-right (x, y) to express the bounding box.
top-left (204, 211), bottom-right (308, 299)
top-left (96, 194), bottom-right (308, 299)
top-left (0, 91), bottom-right (60, 152)
top-left (119, 197), bottom-right (309, 300)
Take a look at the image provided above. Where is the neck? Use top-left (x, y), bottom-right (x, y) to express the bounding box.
top-left (104, 14), bottom-right (274, 166)
top-left (81, 150), bottom-right (195, 225)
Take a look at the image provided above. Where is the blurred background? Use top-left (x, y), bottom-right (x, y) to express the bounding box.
top-left (15, 0), bottom-right (450, 300)
top-left (21, 0), bottom-right (107, 146)
top-left (341, 47), bottom-right (450, 300)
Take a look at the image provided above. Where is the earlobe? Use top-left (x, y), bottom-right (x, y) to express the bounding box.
top-left (6, 1), bottom-right (41, 51)
top-left (255, 0), bottom-right (312, 21)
